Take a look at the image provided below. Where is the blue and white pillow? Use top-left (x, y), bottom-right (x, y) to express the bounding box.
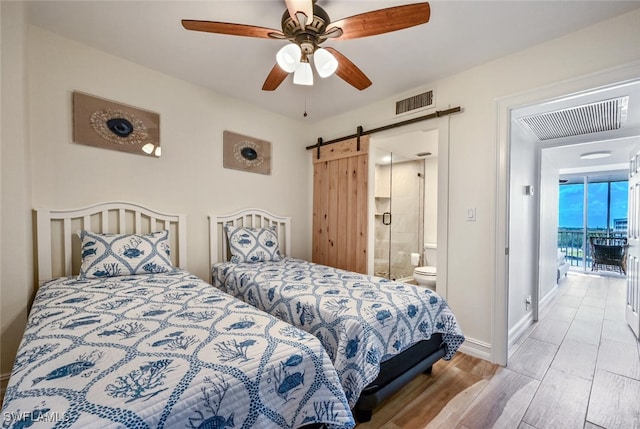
top-left (225, 225), bottom-right (282, 263)
top-left (78, 230), bottom-right (173, 278)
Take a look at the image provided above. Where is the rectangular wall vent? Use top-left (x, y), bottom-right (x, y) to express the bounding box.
top-left (519, 96), bottom-right (628, 141)
top-left (396, 90), bottom-right (434, 115)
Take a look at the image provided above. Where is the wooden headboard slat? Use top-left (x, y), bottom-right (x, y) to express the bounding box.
top-left (35, 201), bottom-right (187, 285)
top-left (135, 211), bottom-right (142, 232)
top-left (101, 210), bottom-right (109, 232)
top-left (63, 218), bottom-right (73, 277)
top-left (118, 208), bottom-right (126, 232)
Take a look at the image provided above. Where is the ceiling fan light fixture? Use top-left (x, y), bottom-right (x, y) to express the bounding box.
top-left (276, 43), bottom-right (301, 73)
top-left (314, 48), bottom-right (338, 78)
top-left (293, 60), bottom-right (313, 86)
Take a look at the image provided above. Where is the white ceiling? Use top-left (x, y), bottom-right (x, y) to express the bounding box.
top-left (25, 1), bottom-right (640, 122)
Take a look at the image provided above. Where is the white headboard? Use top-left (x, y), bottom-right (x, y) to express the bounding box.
top-left (35, 201), bottom-right (187, 284)
top-left (209, 208), bottom-right (291, 265)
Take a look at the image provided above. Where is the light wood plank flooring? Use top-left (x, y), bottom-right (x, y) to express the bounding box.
top-left (357, 271), bottom-right (640, 428)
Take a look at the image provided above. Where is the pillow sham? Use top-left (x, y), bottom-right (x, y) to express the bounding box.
top-left (78, 230), bottom-right (172, 278)
top-left (225, 225), bottom-right (282, 263)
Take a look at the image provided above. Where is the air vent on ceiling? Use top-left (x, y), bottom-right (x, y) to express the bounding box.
top-left (396, 90), bottom-right (434, 115)
top-left (519, 96), bottom-right (628, 141)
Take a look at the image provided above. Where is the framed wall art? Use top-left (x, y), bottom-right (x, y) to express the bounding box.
top-left (223, 130), bottom-right (271, 175)
top-left (72, 91), bottom-right (161, 157)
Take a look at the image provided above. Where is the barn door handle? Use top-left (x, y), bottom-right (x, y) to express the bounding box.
top-left (382, 212), bottom-right (392, 225)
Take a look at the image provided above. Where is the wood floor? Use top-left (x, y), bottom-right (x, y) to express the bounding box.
top-left (357, 271), bottom-right (640, 428)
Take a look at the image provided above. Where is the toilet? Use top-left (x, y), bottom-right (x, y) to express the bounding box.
top-left (413, 243), bottom-right (437, 290)
top-left (413, 266), bottom-right (436, 290)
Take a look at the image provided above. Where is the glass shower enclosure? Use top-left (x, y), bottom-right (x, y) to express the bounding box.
top-left (373, 148), bottom-right (425, 280)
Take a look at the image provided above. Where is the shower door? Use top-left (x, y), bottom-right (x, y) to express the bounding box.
top-left (373, 148), bottom-right (424, 280)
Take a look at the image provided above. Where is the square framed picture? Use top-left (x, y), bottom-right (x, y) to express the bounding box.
top-left (73, 91), bottom-right (160, 157)
top-left (223, 130), bottom-right (271, 175)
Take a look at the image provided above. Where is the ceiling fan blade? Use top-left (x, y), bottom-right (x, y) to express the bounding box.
top-left (262, 64), bottom-right (289, 91)
top-left (182, 20), bottom-right (284, 39)
top-left (323, 47), bottom-right (372, 90)
top-left (327, 2), bottom-right (430, 40)
top-left (285, 0), bottom-right (314, 25)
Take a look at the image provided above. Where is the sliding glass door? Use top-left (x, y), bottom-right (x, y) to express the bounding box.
top-left (559, 176), bottom-right (628, 270)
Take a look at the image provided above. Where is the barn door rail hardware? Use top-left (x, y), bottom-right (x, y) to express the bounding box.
top-left (307, 106), bottom-right (462, 159)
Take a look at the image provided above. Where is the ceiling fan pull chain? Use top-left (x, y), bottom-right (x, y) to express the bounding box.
top-left (303, 89), bottom-right (308, 117)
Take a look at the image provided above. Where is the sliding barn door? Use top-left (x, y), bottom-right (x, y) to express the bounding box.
top-left (313, 136), bottom-right (369, 273)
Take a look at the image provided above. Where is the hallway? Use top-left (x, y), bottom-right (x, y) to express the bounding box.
top-left (506, 271), bottom-right (640, 428)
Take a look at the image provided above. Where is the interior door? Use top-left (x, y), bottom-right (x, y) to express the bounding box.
top-left (626, 154), bottom-right (640, 339)
top-left (312, 136), bottom-right (369, 274)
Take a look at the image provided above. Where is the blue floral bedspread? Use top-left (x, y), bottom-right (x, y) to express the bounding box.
top-left (212, 258), bottom-right (465, 407)
top-left (1, 270), bottom-right (354, 429)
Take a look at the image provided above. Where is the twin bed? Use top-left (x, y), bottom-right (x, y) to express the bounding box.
top-left (2, 202), bottom-right (464, 428)
top-left (1, 203), bottom-right (354, 429)
top-left (209, 208), bottom-right (465, 422)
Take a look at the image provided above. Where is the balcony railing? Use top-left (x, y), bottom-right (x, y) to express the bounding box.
top-left (558, 228), bottom-right (627, 268)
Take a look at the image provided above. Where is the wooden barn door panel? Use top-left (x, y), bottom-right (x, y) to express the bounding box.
top-left (313, 136), bottom-right (368, 273)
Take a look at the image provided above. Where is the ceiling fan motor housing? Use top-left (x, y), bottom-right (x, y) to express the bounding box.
top-left (281, 3), bottom-right (331, 55)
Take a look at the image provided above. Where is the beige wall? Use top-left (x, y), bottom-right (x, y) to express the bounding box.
top-left (308, 9), bottom-right (640, 358)
top-left (1, 2), bottom-right (32, 385)
top-left (27, 23), bottom-right (314, 269)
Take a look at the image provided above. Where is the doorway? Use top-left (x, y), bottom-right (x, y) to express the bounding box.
top-left (502, 75), bottom-right (640, 364)
top-left (367, 116), bottom-right (450, 299)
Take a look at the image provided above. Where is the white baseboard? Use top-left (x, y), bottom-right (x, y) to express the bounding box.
top-left (458, 337), bottom-right (492, 361)
top-left (539, 285), bottom-right (558, 313)
top-left (508, 312), bottom-right (534, 347)
top-left (507, 286), bottom-right (557, 347)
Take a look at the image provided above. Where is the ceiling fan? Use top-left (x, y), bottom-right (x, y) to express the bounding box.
top-left (182, 1), bottom-right (431, 91)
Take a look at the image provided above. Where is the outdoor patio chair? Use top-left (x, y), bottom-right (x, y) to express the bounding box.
top-left (589, 236), bottom-right (628, 275)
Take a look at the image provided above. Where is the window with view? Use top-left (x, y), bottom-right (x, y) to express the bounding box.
top-left (558, 179), bottom-right (628, 269)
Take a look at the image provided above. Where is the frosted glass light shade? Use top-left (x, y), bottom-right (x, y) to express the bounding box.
top-left (314, 48), bottom-right (338, 78)
top-left (293, 61), bottom-right (313, 86)
top-left (276, 44), bottom-right (301, 73)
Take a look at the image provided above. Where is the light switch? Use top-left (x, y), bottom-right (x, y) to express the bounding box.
top-left (466, 208), bottom-right (476, 221)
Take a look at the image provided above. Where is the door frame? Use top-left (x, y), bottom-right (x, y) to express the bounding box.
top-left (494, 61), bottom-right (640, 365)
